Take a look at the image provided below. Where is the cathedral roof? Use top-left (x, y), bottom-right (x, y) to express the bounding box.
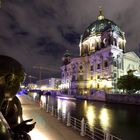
top-left (81, 8), bottom-right (125, 41)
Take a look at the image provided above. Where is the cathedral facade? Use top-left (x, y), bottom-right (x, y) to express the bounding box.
top-left (60, 9), bottom-right (140, 95)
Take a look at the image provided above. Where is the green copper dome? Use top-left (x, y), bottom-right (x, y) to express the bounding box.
top-left (81, 10), bottom-right (125, 41)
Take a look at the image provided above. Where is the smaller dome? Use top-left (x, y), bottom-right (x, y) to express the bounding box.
top-left (62, 50), bottom-right (71, 65)
top-left (64, 50), bottom-right (71, 57)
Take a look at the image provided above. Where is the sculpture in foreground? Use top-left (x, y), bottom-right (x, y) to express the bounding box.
top-left (0, 55), bottom-right (36, 139)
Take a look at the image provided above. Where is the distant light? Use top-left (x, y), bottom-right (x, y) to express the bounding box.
top-left (20, 85), bottom-right (25, 88)
top-left (84, 100), bottom-right (87, 109)
top-left (40, 86), bottom-right (47, 90)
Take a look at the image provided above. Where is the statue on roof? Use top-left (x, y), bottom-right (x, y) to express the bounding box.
top-left (101, 29), bottom-right (117, 47)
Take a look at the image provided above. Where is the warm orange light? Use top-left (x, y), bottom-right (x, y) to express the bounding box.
top-left (99, 108), bottom-right (110, 131)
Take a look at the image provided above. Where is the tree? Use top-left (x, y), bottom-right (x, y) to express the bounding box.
top-left (117, 70), bottom-right (140, 94)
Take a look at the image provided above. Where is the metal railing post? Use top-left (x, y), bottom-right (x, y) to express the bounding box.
top-left (57, 110), bottom-right (61, 120)
top-left (91, 128), bottom-right (94, 140)
top-left (54, 109), bottom-right (57, 117)
top-left (106, 132), bottom-right (110, 140)
top-left (74, 118), bottom-right (76, 129)
top-left (67, 112), bottom-right (71, 126)
top-left (80, 118), bottom-right (85, 136)
top-left (51, 106), bottom-right (54, 116)
top-left (46, 104), bottom-right (49, 112)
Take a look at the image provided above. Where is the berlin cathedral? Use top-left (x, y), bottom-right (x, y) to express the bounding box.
top-left (60, 9), bottom-right (140, 95)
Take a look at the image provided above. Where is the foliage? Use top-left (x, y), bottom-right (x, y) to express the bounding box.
top-left (117, 70), bottom-right (140, 94)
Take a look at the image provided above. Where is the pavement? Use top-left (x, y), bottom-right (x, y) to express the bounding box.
top-left (18, 95), bottom-right (89, 140)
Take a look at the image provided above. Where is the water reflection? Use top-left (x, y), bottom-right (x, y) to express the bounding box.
top-left (44, 95), bottom-right (140, 140)
top-left (83, 101), bottom-right (111, 130)
top-left (99, 108), bottom-right (110, 131)
top-left (84, 100), bottom-right (96, 128)
top-left (57, 97), bottom-right (76, 118)
top-left (86, 106), bottom-right (96, 128)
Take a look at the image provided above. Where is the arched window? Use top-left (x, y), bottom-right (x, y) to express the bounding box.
top-left (90, 65), bottom-right (94, 71)
top-left (97, 64), bottom-right (100, 69)
top-left (72, 75), bottom-right (76, 81)
top-left (104, 60), bottom-right (108, 68)
top-left (113, 61), bottom-right (117, 67)
top-left (79, 65), bottom-right (83, 70)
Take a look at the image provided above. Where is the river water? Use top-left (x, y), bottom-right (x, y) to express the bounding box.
top-left (44, 95), bottom-right (140, 140)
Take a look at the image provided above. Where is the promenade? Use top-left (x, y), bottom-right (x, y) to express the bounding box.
top-left (18, 95), bottom-right (89, 140)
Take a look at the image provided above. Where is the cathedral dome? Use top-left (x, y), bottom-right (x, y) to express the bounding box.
top-left (81, 9), bottom-right (125, 42)
top-left (79, 8), bottom-right (126, 56)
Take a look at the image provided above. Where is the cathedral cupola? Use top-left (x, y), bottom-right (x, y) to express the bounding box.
top-left (62, 50), bottom-right (71, 65)
top-left (79, 7), bottom-right (126, 56)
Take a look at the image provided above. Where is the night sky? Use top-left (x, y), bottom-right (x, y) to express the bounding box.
top-left (0, 0), bottom-right (140, 81)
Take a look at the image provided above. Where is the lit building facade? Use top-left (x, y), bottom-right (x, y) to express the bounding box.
top-left (60, 9), bottom-right (140, 95)
top-left (36, 78), bottom-right (61, 90)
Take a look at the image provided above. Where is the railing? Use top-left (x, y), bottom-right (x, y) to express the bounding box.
top-left (29, 95), bottom-right (122, 140)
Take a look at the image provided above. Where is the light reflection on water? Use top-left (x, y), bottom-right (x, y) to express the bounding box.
top-left (83, 100), bottom-right (110, 131)
top-left (57, 97), bottom-right (76, 118)
top-left (56, 97), bottom-right (111, 131)
top-left (46, 96), bottom-right (111, 130)
top-left (44, 95), bottom-right (140, 140)
top-left (84, 100), bottom-right (96, 128)
top-left (99, 108), bottom-right (110, 131)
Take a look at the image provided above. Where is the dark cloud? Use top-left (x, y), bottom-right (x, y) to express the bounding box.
top-left (36, 36), bottom-right (64, 58)
top-left (0, 0), bottom-right (140, 79)
top-left (58, 26), bottom-right (80, 45)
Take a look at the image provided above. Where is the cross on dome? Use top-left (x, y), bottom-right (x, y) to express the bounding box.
top-left (98, 7), bottom-right (105, 20)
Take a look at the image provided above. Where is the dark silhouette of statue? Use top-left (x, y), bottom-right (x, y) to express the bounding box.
top-left (0, 55), bottom-right (36, 139)
top-left (101, 29), bottom-right (117, 47)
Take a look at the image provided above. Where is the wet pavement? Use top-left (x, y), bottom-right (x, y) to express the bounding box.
top-left (18, 95), bottom-right (89, 140)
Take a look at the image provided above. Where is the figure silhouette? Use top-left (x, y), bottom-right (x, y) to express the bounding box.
top-left (0, 55), bottom-right (36, 139)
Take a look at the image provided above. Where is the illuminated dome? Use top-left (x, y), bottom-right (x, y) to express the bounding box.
top-left (81, 9), bottom-right (125, 41)
top-left (79, 8), bottom-right (126, 56)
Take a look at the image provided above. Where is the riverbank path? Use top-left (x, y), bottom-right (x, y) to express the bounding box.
top-left (18, 95), bottom-right (89, 140)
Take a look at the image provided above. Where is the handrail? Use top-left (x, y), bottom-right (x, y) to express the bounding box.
top-left (29, 95), bottom-right (122, 140)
